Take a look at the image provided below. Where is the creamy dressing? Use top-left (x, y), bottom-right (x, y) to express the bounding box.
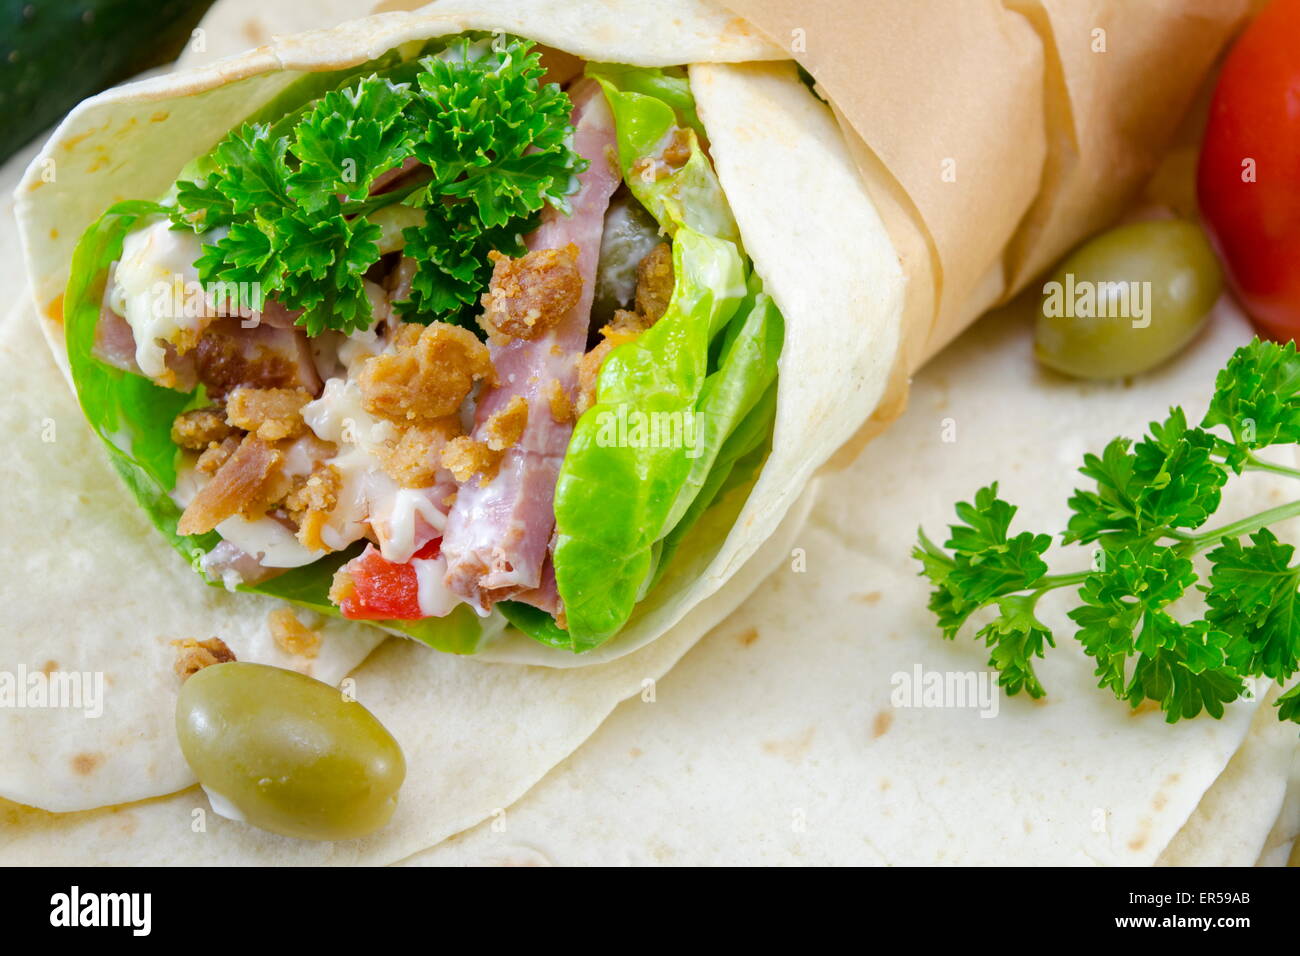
top-left (109, 220), bottom-right (215, 378)
top-left (150, 257), bottom-right (465, 616)
top-left (301, 377), bottom-right (403, 552)
top-left (413, 555), bottom-right (458, 617)
top-left (170, 462), bottom-right (201, 508)
top-left (215, 514), bottom-right (323, 568)
top-left (372, 487), bottom-right (446, 563)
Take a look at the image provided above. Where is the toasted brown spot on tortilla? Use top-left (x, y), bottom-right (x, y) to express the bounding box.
top-left (44, 294), bottom-right (64, 324)
top-left (735, 627), bottom-right (759, 647)
top-left (629, 747), bottom-right (643, 758)
top-left (150, 111), bottom-right (170, 123)
top-left (71, 753), bottom-right (103, 775)
top-left (1127, 821), bottom-right (1151, 853)
top-left (879, 778), bottom-right (892, 792)
top-left (762, 727), bottom-right (816, 764)
top-left (871, 710), bottom-right (894, 738)
top-left (722, 15), bottom-right (759, 41)
top-left (60, 127), bottom-right (99, 151)
top-left (242, 18), bottom-right (268, 45)
top-left (40, 660), bottom-right (58, 676)
top-left (854, 591), bottom-right (882, 605)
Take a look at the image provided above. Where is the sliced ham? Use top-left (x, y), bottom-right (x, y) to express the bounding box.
top-left (510, 552), bottom-right (561, 616)
top-left (94, 267), bottom-right (197, 389)
top-left (200, 540), bottom-right (283, 587)
top-left (177, 435), bottom-right (284, 536)
top-left (369, 157), bottom-right (422, 196)
top-left (440, 79), bottom-right (621, 610)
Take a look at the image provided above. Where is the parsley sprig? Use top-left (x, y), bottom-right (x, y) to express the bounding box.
top-left (169, 37), bottom-right (585, 334)
top-left (915, 339), bottom-right (1300, 724)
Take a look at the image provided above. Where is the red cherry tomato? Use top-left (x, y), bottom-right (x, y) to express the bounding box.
top-left (339, 538), bottom-right (441, 621)
top-left (1197, 0), bottom-right (1300, 342)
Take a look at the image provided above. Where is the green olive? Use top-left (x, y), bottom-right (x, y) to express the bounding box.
top-left (176, 662), bottom-right (405, 841)
top-left (1034, 218), bottom-right (1223, 380)
top-left (592, 193), bottom-right (663, 327)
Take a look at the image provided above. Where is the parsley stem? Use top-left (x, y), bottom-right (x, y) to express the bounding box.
top-left (1183, 498), bottom-right (1300, 551)
top-left (1243, 452), bottom-right (1300, 482)
top-left (1030, 570), bottom-right (1091, 599)
top-left (343, 169), bottom-right (434, 219)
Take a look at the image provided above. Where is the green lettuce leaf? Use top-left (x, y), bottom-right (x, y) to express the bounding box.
top-left (663, 289), bottom-right (783, 532)
top-left (550, 67), bottom-right (784, 650)
top-left (584, 63), bottom-right (704, 137)
top-left (587, 65), bottom-right (738, 243)
top-left (64, 202), bottom-right (482, 653)
top-left (553, 226), bottom-right (747, 647)
top-left (652, 379), bottom-right (778, 586)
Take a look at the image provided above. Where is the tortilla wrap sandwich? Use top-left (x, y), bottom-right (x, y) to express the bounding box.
top-left (2, 0), bottom-right (1252, 857)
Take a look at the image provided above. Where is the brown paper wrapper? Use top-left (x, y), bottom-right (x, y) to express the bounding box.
top-left (724, 0), bottom-right (1248, 463)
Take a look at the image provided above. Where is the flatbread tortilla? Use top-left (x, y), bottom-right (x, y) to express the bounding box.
top-left (6, 1), bottom-right (898, 827)
top-left (3, 0), bottom-right (1278, 865)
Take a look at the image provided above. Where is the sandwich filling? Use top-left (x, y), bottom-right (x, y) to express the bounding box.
top-left (67, 34), bottom-right (784, 652)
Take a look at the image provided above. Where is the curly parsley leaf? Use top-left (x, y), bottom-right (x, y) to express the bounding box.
top-left (172, 113), bottom-right (388, 335)
top-left (1202, 338), bottom-right (1300, 455)
top-left (1277, 683), bottom-right (1300, 724)
top-left (916, 339), bottom-right (1300, 728)
top-left (398, 203), bottom-right (531, 319)
top-left (275, 207), bottom-right (383, 336)
top-left (1064, 407), bottom-right (1225, 545)
top-left (1205, 529), bottom-right (1300, 682)
top-left (912, 483), bottom-right (1051, 639)
top-left (287, 76), bottom-right (415, 213)
top-left (1128, 617), bottom-right (1242, 722)
top-left (169, 37), bottom-right (584, 333)
top-left (976, 593), bottom-right (1055, 698)
top-left (393, 39), bottom-right (586, 321)
top-left (193, 217), bottom-right (279, 312)
top-left (1070, 543), bottom-right (1240, 720)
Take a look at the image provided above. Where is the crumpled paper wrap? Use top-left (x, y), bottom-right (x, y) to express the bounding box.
top-left (725, 0), bottom-right (1247, 459)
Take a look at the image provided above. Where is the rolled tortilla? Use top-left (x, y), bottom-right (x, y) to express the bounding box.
top-left (14, 1), bottom-right (895, 674)
top-left (2, 0), bottom-right (1254, 854)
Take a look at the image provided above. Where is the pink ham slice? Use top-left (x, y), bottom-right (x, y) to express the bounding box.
top-left (440, 79), bottom-right (621, 611)
top-left (93, 266), bottom-right (198, 389)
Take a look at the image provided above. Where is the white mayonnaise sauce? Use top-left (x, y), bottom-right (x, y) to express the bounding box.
top-left (214, 514), bottom-right (323, 568)
top-left (109, 219), bottom-right (216, 378)
top-left (413, 555), bottom-right (459, 618)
